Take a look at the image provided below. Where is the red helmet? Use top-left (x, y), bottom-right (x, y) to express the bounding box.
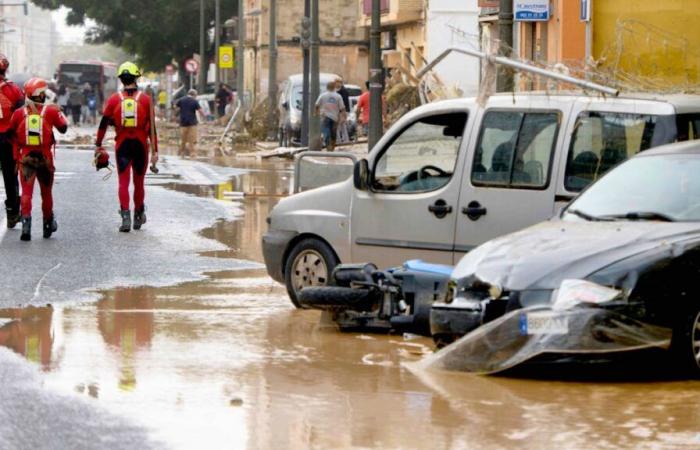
top-left (94, 147), bottom-right (110, 170)
top-left (0, 54), bottom-right (8, 73)
top-left (24, 77), bottom-right (48, 101)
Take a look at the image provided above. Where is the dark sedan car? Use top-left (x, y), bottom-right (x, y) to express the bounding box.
top-left (428, 140), bottom-right (700, 375)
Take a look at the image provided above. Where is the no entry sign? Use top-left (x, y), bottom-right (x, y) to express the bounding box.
top-left (184, 58), bottom-right (199, 74)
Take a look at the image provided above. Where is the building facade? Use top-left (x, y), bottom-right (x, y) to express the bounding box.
top-left (242, 0), bottom-right (369, 104)
top-left (0, 3), bottom-right (58, 79)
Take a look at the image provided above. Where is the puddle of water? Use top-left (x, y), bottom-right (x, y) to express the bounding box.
top-left (4, 156), bottom-right (700, 449)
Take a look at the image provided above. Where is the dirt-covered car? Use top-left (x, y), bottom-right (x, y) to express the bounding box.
top-left (427, 140), bottom-right (700, 375)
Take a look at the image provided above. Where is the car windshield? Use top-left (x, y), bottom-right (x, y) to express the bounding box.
top-left (564, 153), bottom-right (700, 222)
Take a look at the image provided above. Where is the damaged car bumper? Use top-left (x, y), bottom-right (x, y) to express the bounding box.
top-left (421, 306), bottom-right (673, 374)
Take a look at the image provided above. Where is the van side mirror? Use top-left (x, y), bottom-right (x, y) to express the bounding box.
top-left (282, 101), bottom-right (289, 110)
top-left (353, 159), bottom-right (370, 191)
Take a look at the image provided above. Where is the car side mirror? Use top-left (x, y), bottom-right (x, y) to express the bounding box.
top-left (282, 101), bottom-right (289, 110)
top-left (353, 159), bottom-right (370, 191)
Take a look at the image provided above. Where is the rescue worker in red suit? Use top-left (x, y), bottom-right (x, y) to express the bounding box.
top-left (0, 54), bottom-right (25, 229)
top-left (95, 62), bottom-right (159, 232)
top-left (9, 78), bottom-right (68, 241)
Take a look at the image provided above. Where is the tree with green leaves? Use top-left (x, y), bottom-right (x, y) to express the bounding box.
top-left (34, 0), bottom-right (237, 74)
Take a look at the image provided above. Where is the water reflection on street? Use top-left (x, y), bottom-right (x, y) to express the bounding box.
top-left (1, 158), bottom-right (699, 449)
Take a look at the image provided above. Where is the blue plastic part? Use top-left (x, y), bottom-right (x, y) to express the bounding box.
top-left (402, 259), bottom-right (454, 276)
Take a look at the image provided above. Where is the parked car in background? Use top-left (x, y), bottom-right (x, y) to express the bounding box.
top-left (429, 141), bottom-right (700, 376)
top-left (263, 92), bottom-right (700, 307)
top-left (278, 73), bottom-right (340, 147)
top-left (344, 84), bottom-right (362, 141)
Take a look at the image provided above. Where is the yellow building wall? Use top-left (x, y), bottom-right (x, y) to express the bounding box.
top-left (593, 0), bottom-right (700, 87)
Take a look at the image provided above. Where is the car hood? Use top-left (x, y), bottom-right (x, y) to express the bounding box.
top-left (452, 219), bottom-right (700, 290)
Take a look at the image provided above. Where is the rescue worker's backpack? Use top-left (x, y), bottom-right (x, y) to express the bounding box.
top-left (120, 91), bottom-right (142, 128)
top-left (23, 106), bottom-right (47, 148)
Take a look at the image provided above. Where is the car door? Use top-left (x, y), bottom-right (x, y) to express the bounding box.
top-left (453, 105), bottom-right (567, 262)
top-left (350, 110), bottom-right (472, 268)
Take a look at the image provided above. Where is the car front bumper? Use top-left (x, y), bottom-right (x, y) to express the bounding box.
top-left (262, 229), bottom-right (298, 283)
top-left (423, 306), bottom-right (673, 374)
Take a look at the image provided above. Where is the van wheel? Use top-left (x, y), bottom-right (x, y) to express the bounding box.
top-left (671, 304), bottom-right (700, 378)
top-left (284, 238), bottom-right (339, 308)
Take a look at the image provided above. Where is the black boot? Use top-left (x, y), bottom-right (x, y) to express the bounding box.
top-left (133, 207), bottom-right (146, 230)
top-left (43, 215), bottom-right (58, 239)
top-left (20, 216), bottom-right (31, 241)
top-left (119, 209), bottom-right (131, 233)
top-left (5, 197), bottom-right (20, 229)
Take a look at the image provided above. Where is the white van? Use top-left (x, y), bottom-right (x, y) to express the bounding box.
top-left (263, 93), bottom-right (700, 306)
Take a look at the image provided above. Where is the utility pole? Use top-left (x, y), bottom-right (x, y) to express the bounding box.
top-left (301, 2), bottom-right (310, 147)
top-left (368, 0), bottom-right (383, 150)
top-left (237, 0), bottom-right (246, 111)
top-left (308, 0), bottom-right (321, 150)
top-left (268, 0), bottom-right (278, 140)
top-left (199, 0), bottom-right (206, 94)
top-left (497, 0), bottom-right (514, 92)
top-left (215, 0), bottom-right (221, 96)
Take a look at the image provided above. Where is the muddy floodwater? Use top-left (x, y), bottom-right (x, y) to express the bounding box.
top-left (2, 158), bottom-right (700, 449)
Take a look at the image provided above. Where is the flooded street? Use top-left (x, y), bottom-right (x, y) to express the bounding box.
top-left (2, 156), bottom-right (700, 449)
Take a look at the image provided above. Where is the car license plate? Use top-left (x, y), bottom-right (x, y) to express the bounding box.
top-left (519, 311), bottom-right (569, 335)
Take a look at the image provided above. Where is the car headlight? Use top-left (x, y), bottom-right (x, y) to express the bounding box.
top-left (289, 113), bottom-right (300, 126)
top-left (552, 279), bottom-right (621, 311)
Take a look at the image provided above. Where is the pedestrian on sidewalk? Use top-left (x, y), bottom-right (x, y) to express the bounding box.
top-left (315, 81), bottom-right (345, 151)
top-left (175, 89), bottom-right (205, 158)
top-left (215, 83), bottom-right (232, 119)
top-left (95, 61), bottom-right (159, 233)
top-left (157, 89), bottom-right (167, 119)
top-left (0, 54), bottom-right (25, 230)
top-left (355, 80), bottom-right (386, 141)
top-left (9, 77), bottom-right (68, 241)
top-left (56, 84), bottom-right (69, 114)
top-left (68, 85), bottom-right (84, 126)
top-left (335, 77), bottom-right (350, 144)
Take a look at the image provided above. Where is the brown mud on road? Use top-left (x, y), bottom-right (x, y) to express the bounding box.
top-left (2, 158), bottom-right (700, 449)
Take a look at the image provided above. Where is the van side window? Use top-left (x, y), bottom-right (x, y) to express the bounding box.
top-left (372, 113), bottom-right (468, 193)
top-left (472, 111), bottom-right (559, 189)
top-left (565, 112), bottom-right (660, 192)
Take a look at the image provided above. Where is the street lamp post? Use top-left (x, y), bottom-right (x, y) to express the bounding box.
top-left (308, 0), bottom-right (321, 150)
top-left (268, 0), bottom-right (278, 140)
top-left (368, 0), bottom-right (383, 150)
top-left (215, 0), bottom-right (221, 101)
top-left (199, 0), bottom-right (207, 94)
top-left (237, 0), bottom-right (246, 112)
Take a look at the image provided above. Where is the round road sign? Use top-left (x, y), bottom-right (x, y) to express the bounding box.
top-left (184, 58), bottom-right (199, 74)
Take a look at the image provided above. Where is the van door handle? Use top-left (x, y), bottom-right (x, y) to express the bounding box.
top-left (462, 201), bottom-right (487, 221)
top-left (428, 199), bottom-right (453, 219)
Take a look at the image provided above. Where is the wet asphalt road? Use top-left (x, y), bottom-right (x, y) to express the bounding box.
top-left (1, 147), bottom-right (700, 449)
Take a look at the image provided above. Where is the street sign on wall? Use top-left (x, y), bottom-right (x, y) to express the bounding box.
top-left (514, 0), bottom-right (550, 22)
top-left (219, 46), bottom-right (234, 69)
top-left (580, 0), bottom-right (591, 22)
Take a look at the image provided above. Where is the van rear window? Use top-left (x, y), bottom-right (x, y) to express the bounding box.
top-left (565, 112), bottom-right (678, 192)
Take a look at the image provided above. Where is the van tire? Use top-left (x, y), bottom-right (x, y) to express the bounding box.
top-left (284, 238), bottom-right (339, 308)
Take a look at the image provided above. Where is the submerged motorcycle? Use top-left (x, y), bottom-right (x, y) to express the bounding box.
top-left (298, 260), bottom-right (453, 336)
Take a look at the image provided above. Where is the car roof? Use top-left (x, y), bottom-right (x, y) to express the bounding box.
top-left (639, 140), bottom-right (700, 157)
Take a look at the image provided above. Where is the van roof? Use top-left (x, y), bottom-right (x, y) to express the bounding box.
top-left (480, 91), bottom-right (700, 114)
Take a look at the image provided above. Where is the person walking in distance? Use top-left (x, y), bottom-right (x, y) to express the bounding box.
top-left (95, 62), bottom-right (159, 232)
top-left (335, 77), bottom-right (350, 144)
top-left (175, 89), bottom-right (205, 157)
top-left (9, 78), bottom-right (68, 241)
top-left (0, 54), bottom-right (25, 229)
top-left (315, 81), bottom-right (345, 151)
